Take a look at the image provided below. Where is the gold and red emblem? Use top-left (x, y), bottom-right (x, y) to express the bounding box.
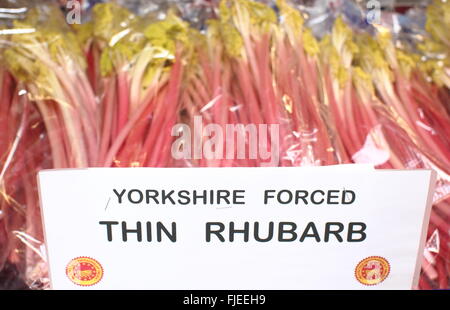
top-left (66, 257), bottom-right (103, 286)
top-left (355, 256), bottom-right (390, 286)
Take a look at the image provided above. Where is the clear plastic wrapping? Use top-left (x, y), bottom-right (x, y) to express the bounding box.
top-left (0, 0), bottom-right (449, 289)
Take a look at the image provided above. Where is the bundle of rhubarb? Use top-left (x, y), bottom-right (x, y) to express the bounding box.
top-left (0, 0), bottom-right (449, 289)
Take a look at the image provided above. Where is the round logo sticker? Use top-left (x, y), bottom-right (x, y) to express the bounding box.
top-left (66, 257), bottom-right (103, 286)
top-left (355, 256), bottom-right (390, 286)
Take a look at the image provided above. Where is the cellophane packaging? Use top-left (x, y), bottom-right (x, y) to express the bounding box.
top-left (0, 0), bottom-right (449, 289)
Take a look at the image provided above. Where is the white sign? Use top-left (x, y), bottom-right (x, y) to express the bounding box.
top-left (37, 167), bottom-right (435, 289)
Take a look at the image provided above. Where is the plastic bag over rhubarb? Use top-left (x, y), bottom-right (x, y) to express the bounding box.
top-left (0, 0), bottom-right (449, 289)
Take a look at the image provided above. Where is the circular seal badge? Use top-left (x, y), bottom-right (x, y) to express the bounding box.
top-left (355, 256), bottom-right (390, 286)
top-left (66, 257), bottom-right (103, 286)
